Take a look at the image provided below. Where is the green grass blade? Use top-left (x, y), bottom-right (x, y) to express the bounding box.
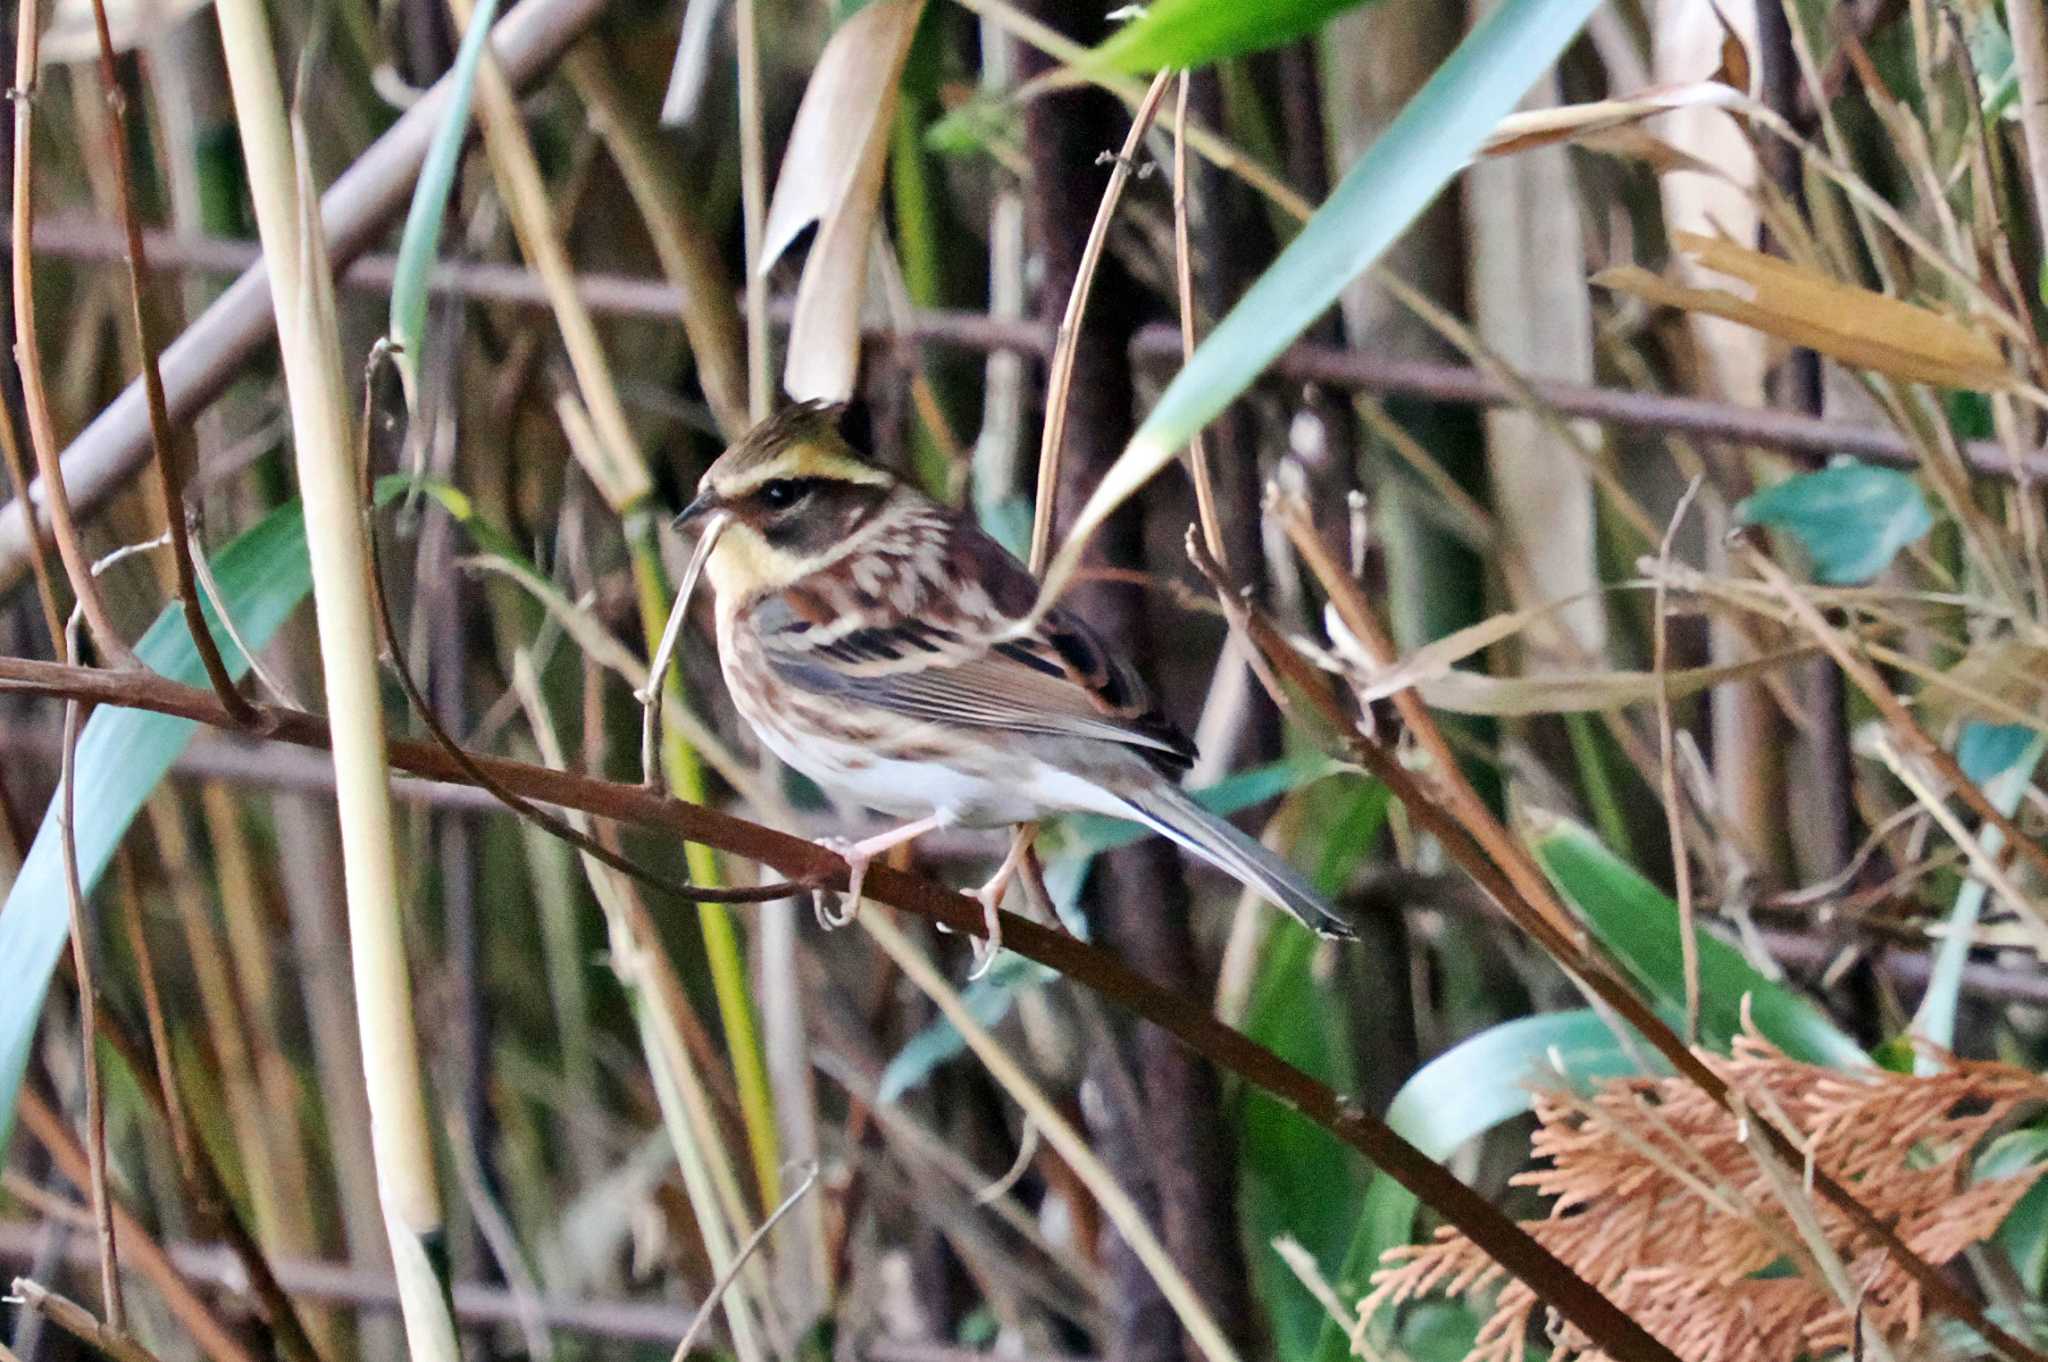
top-left (1041, 0), bottom-right (1601, 603)
top-left (1312, 1010), bottom-right (1635, 1362)
top-left (388, 0), bottom-right (503, 401)
top-left (1531, 816), bottom-right (1868, 1068)
top-left (0, 496), bottom-right (365, 1151)
top-left (1089, 0), bottom-right (1379, 72)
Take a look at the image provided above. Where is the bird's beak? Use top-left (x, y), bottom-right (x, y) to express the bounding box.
top-left (675, 490), bottom-right (722, 529)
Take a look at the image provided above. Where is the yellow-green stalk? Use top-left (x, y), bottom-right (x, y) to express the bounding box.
top-left (211, 3), bottom-right (456, 1358)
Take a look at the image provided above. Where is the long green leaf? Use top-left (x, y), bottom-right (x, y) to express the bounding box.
top-left (1531, 817), bottom-right (1868, 1069)
top-left (1312, 1010), bottom-right (1636, 1362)
top-left (0, 499), bottom-right (333, 1151)
top-left (1240, 778), bottom-right (1388, 1356)
top-left (1089, 0), bottom-right (1378, 72)
top-left (1040, 0), bottom-right (1601, 604)
top-left (388, 0), bottom-right (503, 401)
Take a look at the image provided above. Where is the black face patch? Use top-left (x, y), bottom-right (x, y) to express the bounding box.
top-left (757, 480), bottom-right (888, 553)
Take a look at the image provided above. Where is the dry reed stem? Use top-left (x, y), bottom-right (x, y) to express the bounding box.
top-left (1170, 72), bottom-right (1227, 569)
top-left (737, 0), bottom-right (770, 419)
top-left (861, 910), bottom-right (1246, 1362)
top-left (212, 3), bottom-right (454, 1356)
top-left (1746, 548), bottom-right (2048, 894)
top-left (14, 1093), bottom-right (259, 1362)
top-left (83, 0), bottom-right (250, 724)
top-left (10, 0), bottom-right (133, 666)
top-left (56, 688), bottom-right (120, 1333)
top-left (1025, 68), bottom-right (1173, 574)
top-left (1654, 478), bottom-right (1705, 1041)
top-left (9, 1279), bottom-right (159, 1362)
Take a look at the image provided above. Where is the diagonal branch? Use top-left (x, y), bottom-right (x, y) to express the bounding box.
top-left (0, 651), bottom-right (1676, 1362)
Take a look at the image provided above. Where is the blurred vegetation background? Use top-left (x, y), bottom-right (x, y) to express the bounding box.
top-left (4, 1), bottom-right (2048, 1360)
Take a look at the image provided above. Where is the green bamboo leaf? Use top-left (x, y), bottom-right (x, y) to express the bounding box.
top-left (1088, 0), bottom-right (1380, 72)
top-left (1982, 1128), bottom-right (2048, 1293)
top-left (1240, 779), bottom-right (1388, 1356)
top-left (1736, 460), bottom-right (1933, 586)
top-left (0, 489), bottom-right (403, 1152)
top-left (1531, 816), bottom-right (1869, 1069)
top-left (1311, 1010), bottom-right (1636, 1362)
top-left (388, 0), bottom-right (503, 402)
top-left (1040, 0), bottom-right (1601, 605)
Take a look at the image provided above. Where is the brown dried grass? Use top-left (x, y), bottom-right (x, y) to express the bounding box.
top-left (1361, 1028), bottom-right (2048, 1362)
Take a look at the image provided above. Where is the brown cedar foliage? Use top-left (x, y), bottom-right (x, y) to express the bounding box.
top-left (1361, 1027), bottom-right (2048, 1362)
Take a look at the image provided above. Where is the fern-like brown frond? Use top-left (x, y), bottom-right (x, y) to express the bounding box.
top-left (1359, 1027), bottom-right (2048, 1362)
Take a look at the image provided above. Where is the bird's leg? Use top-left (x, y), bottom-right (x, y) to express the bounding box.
top-left (814, 811), bottom-right (954, 930)
top-left (966, 825), bottom-right (1036, 979)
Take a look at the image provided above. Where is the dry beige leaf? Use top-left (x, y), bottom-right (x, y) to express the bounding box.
top-left (1334, 592), bottom-right (1809, 716)
top-left (762, 0), bottom-right (926, 404)
top-left (1410, 650), bottom-right (1810, 717)
top-left (1481, 82), bottom-right (1745, 158)
top-left (1595, 231), bottom-right (2012, 390)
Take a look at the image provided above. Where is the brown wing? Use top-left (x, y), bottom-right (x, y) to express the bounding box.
top-left (753, 513), bottom-right (1196, 775)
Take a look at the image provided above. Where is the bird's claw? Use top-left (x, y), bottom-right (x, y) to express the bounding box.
top-left (966, 882), bottom-right (1005, 980)
top-left (814, 836), bottom-right (867, 930)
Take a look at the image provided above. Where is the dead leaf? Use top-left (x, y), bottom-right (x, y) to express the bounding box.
top-left (762, 0), bottom-right (927, 404)
top-left (1411, 649), bottom-right (1811, 716)
top-left (1595, 231), bottom-right (2012, 390)
top-left (1481, 82), bottom-right (1746, 158)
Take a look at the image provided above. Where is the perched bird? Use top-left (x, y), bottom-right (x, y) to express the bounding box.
top-left (674, 400), bottom-right (1355, 967)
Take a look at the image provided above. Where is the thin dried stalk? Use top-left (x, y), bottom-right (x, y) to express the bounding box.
top-left (14, 1092), bottom-right (260, 1362)
top-left (861, 910), bottom-right (1245, 1362)
top-left (1655, 478), bottom-right (1704, 1041)
top-left (84, 0), bottom-right (250, 723)
top-left (11, 0), bottom-right (133, 666)
top-left (1025, 69), bottom-right (1173, 573)
top-left (736, 0), bottom-right (770, 419)
top-left (57, 693), bottom-right (120, 1332)
top-left (211, 4), bottom-right (454, 1358)
top-left (1170, 72), bottom-right (1226, 568)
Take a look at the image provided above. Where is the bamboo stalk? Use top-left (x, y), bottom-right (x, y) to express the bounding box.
top-left (209, 5), bottom-right (456, 1360)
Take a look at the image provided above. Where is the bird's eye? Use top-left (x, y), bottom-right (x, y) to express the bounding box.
top-left (757, 479), bottom-right (805, 510)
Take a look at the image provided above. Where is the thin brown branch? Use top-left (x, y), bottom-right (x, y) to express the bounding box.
top-left (15, 220), bottom-right (2048, 480)
top-left (58, 694), bottom-right (121, 1333)
top-left (83, 0), bottom-right (249, 721)
top-left (1746, 547), bottom-right (2048, 895)
top-left (1170, 72), bottom-right (1225, 568)
top-left (1026, 69), bottom-right (1173, 574)
top-left (359, 349), bottom-right (797, 906)
top-left (9, 0), bottom-right (132, 665)
top-left (8, 1279), bottom-right (159, 1362)
top-left (0, 364), bottom-right (62, 652)
top-left (14, 1092), bottom-right (261, 1362)
top-left (0, 0), bottom-right (614, 590)
top-left (0, 1220), bottom-right (719, 1346)
top-left (1190, 520), bottom-right (2048, 1362)
top-left (0, 652), bottom-right (1676, 1362)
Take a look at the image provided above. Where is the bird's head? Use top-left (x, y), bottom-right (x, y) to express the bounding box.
top-left (675, 400), bottom-right (900, 601)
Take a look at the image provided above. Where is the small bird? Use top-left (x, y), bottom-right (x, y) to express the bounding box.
top-left (674, 400), bottom-right (1355, 967)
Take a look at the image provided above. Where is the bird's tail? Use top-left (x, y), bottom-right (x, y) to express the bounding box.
top-left (1117, 782), bottom-right (1356, 940)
